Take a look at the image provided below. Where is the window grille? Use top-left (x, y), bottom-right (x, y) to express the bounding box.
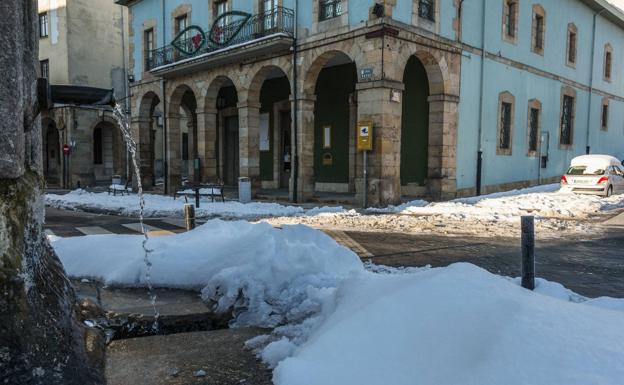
top-left (319, 0), bottom-right (342, 21)
top-left (500, 102), bottom-right (512, 149)
top-left (505, 1), bottom-right (517, 38)
top-left (601, 103), bottom-right (609, 129)
top-left (568, 31), bottom-right (576, 64)
top-left (419, 0), bottom-right (435, 21)
top-left (528, 108), bottom-right (539, 152)
top-left (560, 95), bottom-right (574, 145)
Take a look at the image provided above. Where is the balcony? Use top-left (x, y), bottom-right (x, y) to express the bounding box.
top-left (145, 7), bottom-right (294, 76)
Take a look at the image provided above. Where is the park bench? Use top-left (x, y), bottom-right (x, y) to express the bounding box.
top-left (108, 175), bottom-right (130, 196)
top-left (174, 180), bottom-right (225, 207)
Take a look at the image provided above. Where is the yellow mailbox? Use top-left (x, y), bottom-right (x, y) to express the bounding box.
top-left (356, 120), bottom-right (373, 151)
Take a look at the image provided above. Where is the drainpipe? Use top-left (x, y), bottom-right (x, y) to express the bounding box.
top-left (586, 8), bottom-right (606, 155)
top-left (162, 0), bottom-right (169, 194)
top-left (476, 0), bottom-right (487, 196)
top-left (292, 0), bottom-right (299, 202)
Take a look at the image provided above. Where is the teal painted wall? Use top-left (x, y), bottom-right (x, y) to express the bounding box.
top-left (401, 56), bottom-right (430, 186)
top-left (259, 77), bottom-right (290, 181)
top-left (314, 63), bottom-right (356, 183)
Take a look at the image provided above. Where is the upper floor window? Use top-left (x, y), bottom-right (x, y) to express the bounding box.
top-left (175, 14), bottom-right (189, 39)
top-left (566, 23), bottom-right (577, 67)
top-left (560, 88), bottom-right (576, 146)
top-left (531, 5), bottom-right (545, 55)
top-left (604, 44), bottom-right (613, 81)
top-left (40, 59), bottom-right (49, 79)
top-left (39, 13), bottom-right (49, 38)
top-left (497, 91), bottom-right (515, 155)
top-left (263, 0), bottom-right (279, 29)
top-left (144, 28), bottom-right (155, 64)
top-left (319, 0), bottom-right (343, 21)
top-left (214, 1), bottom-right (229, 27)
top-left (419, 0), bottom-right (435, 21)
top-left (502, 0), bottom-right (518, 43)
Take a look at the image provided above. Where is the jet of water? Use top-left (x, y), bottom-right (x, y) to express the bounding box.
top-left (112, 103), bottom-right (159, 332)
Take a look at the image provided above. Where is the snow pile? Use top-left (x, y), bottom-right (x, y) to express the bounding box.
top-left (52, 220), bottom-right (362, 327)
top-left (273, 263), bottom-right (624, 385)
top-left (53, 222), bottom-right (624, 383)
top-left (46, 189), bottom-right (304, 218)
top-left (268, 184), bottom-right (624, 236)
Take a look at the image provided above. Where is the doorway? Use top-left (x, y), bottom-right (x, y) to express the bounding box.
top-left (224, 115), bottom-right (239, 186)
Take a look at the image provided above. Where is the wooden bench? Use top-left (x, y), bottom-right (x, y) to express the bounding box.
top-left (174, 181), bottom-right (225, 207)
top-left (108, 175), bottom-right (129, 196)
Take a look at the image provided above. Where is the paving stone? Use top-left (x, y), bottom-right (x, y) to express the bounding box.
top-left (106, 329), bottom-right (272, 385)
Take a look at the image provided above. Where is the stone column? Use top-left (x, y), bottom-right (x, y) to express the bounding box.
top-left (237, 101), bottom-right (261, 193)
top-left (166, 111), bottom-right (182, 194)
top-left (427, 93), bottom-right (459, 200)
top-left (355, 81), bottom-right (404, 207)
top-left (291, 95), bottom-right (316, 202)
top-left (132, 116), bottom-right (154, 189)
top-left (196, 107), bottom-right (218, 182)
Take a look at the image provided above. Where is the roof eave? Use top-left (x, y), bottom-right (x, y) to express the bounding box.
top-left (579, 0), bottom-right (624, 29)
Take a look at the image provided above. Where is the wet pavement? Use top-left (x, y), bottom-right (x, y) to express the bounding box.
top-left (346, 229), bottom-right (624, 298)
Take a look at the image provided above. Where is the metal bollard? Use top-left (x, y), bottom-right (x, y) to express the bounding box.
top-left (521, 216), bottom-right (535, 290)
top-left (184, 203), bottom-right (195, 231)
top-left (195, 187), bottom-right (200, 208)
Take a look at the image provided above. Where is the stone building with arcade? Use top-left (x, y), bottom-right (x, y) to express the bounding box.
top-left (38, 0), bottom-right (128, 188)
top-left (117, 0), bottom-right (624, 206)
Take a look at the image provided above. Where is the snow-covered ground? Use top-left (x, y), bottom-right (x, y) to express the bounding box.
top-left (46, 185), bottom-right (624, 237)
top-left (266, 184), bottom-right (624, 237)
top-left (52, 221), bottom-right (624, 384)
top-left (46, 189), bottom-right (304, 219)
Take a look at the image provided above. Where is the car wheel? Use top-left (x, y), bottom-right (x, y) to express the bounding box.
top-left (606, 185), bottom-right (613, 197)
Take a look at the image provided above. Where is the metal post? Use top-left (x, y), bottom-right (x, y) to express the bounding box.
top-left (363, 150), bottom-right (368, 208)
top-left (184, 203), bottom-right (195, 231)
top-left (195, 187), bottom-right (200, 208)
top-left (521, 216), bottom-right (535, 290)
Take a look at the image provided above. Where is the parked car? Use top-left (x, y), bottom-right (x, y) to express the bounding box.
top-left (560, 155), bottom-right (624, 197)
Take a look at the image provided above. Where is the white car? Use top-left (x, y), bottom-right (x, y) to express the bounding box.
top-left (560, 155), bottom-right (624, 197)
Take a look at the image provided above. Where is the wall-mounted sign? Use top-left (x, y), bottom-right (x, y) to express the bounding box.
top-left (322, 153), bottom-right (333, 166)
top-left (323, 125), bottom-right (332, 149)
top-left (357, 120), bottom-right (373, 151)
top-left (259, 113), bottom-right (270, 151)
top-left (360, 68), bottom-right (374, 81)
top-left (390, 89), bottom-right (401, 103)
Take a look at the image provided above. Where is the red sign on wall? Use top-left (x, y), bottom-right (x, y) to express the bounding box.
top-left (63, 144), bottom-right (70, 155)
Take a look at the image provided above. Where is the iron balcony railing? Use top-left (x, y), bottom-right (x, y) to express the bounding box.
top-left (145, 7), bottom-right (294, 71)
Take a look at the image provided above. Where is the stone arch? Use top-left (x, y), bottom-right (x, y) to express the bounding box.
top-left (247, 65), bottom-right (291, 106)
top-left (136, 91), bottom-right (161, 188)
top-left (91, 118), bottom-right (126, 183)
top-left (167, 83), bottom-right (199, 189)
top-left (41, 117), bottom-right (61, 186)
top-left (398, 49), bottom-right (458, 199)
top-left (246, 65), bottom-right (293, 189)
top-left (203, 75), bottom-right (240, 186)
top-left (302, 50), bottom-right (355, 97)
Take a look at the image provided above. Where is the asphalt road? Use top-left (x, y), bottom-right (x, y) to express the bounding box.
top-left (45, 207), bottom-right (624, 298)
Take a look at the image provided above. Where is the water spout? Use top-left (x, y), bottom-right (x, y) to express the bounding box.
top-left (112, 104), bottom-right (159, 331)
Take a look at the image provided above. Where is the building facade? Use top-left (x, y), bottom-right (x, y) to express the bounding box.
top-left (39, 0), bottom-right (128, 188)
top-left (117, 0), bottom-right (624, 205)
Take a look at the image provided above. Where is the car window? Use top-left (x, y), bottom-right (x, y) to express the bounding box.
top-left (567, 166), bottom-right (605, 175)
